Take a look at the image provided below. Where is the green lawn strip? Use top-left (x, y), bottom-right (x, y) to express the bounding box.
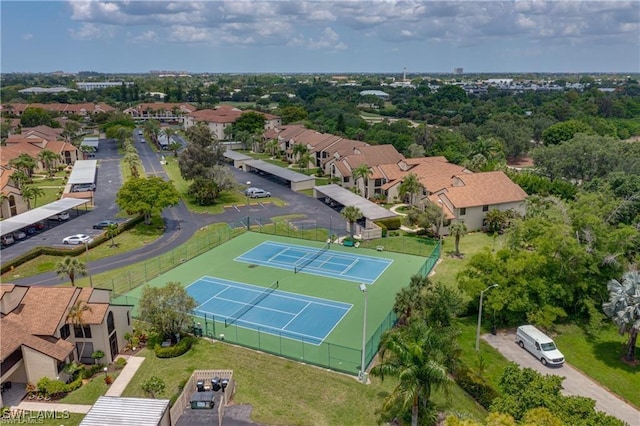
top-left (123, 340), bottom-right (485, 424)
top-left (38, 413), bottom-right (84, 426)
top-left (358, 233), bottom-right (439, 257)
top-left (58, 371), bottom-right (120, 405)
top-left (554, 324), bottom-right (640, 408)
top-left (1, 216), bottom-right (165, 282)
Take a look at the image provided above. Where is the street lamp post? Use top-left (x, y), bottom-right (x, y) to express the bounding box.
top-left (438, 200), bottom-right (445, 257)
top-left (475, 284), bottom-right (498, 351)
top-left (359, 283), bottom-right (368, 384)
top-left (85, 241), bottom-right (93, 288)
top-left (246, 181), bottom-right (251, 230)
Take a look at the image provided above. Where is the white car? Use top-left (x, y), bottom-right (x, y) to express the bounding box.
top-left (250, 189), bottom-right (271, 198)
top-left (63, 234), bottom-right (93, 245)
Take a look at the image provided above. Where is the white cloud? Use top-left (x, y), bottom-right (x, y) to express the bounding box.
top-left (308, 27), bottom-right (347, 50)
top-left (68, 22), bottom-right (114, 41)
top-left (130, 30), bottom-right (159, 43)
top-left (22, 33), bottom-right (33, 41)
top-left (168, 26), bottom-right (211, 43)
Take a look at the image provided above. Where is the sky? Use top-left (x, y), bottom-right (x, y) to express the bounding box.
top-left (1, 1), bottom-right (639, 74)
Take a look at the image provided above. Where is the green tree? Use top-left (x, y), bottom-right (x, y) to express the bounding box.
top-left (232, 111), bottom-right (266, 135)
top-left (20, 185), bottom-right (44, 210)
top-left (38, 149), bottom-right (60, 177)
top-left (265, 138), bottom-right (279, 157)
top-left (178, 123), bottom-right (225, 180)
top-left (56, 256), bottom-right (87, 287)
top-left (140, 376), bottom-right (166, 398)
top-left (370, 321), bottom-right (453, 426)
top-left (67, 300), bottom-right (92, 362)
top-left (351, 164), bottom-right (372, 198)
top-left (484, 209), bottom-right (508, 234)
top-left (291, 143), bottom-right (309, 163)
top-left (116, 176), bottom-right (180, 224)
top-left (278, 105), bottom-right (307, 124)
top-left (143, 119), bottom-right (161, 143)
top-left (188, 177), bottom-right (219, 205)
top-left (9, 153), bottom-right (37, 178)
top-left (341, 205), bottom-right (363, 239)
top-left (393, 275), bottom-right (430, 325)
top-left (542, 119), bottom-right (593, 145)
top-left (10, 170), bottom-right (29, 190)
top-left (20, 107), bottom-right (54, 127)
top-left (106, 223), bottom-right (119, 247)
top-left (398, 173), bottom-right (425, 208)
top-left (449, 222), bottom-right (468, 256)
top-left (602, 270), bottom-right (640, 362)
top-left (138, 282), bottom-right (197, 340)
top-left (167, 141), bottom-right (182, 158)
top-left (298, 152), bottom-right (314, 172)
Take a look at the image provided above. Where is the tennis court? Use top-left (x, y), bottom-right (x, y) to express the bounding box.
top-left (234, 240), bottom-right (392, 284)
top-left (187, 276), bottom-right (352, 345)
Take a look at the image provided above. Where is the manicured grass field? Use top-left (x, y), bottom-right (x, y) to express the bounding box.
top-left (123, 339), bottom-right (486, 424)
top-left (38, 413), bottom-right (84, 426)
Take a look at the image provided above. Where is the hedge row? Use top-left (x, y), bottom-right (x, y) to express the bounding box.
top-left (1, 215), bottom-right (144, 274)
top-left (453, 364), bottom-right (499, 409)
top-left (375, 217), bottom-right (402, 231)
top-left (154, 336), bottom-right (197, 358)
top-left (37, 376), bottom-right (82, 398)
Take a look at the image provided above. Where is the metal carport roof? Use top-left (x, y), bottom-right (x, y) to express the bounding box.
top-left (244, 159), bottom-right (315, 184)
top-left (223, 150), bottom-right (252, 161)
top-left (68, 160), bottom-right (97, 185)
top-left (81, 137), bottom-right (99, 148)
top-left (80, 396), bottom-right (170, 426)
top-left (315, 184), bottom-right (397, 221)
top-left (0, 198), bottom-right (90, 236)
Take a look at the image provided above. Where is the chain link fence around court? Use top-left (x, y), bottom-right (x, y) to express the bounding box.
top-left (109, 217), bottom-right (440, 375)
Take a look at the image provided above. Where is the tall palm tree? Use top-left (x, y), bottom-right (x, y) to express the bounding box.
top-left (603, 270), bottom-right (640, 362)
top-left (56, 256), bottom-right (87, 287)
top-left (291, 143), bottom-right (309, 163)
top-left (9, 153), bottom-right (37, 178)
top-left (298, 152), bottom-right (314, 172)
top-left (398, 173), bottom-right (425, 208)
top-left (67, 300), bottom-right (92, 363)
top-left (106, 223), bottom-right (119, 247)
top-left (38, 149), bottom-right (60, 178)
top-left (393, 275), bottom-right (430, 325)
top-left (341, 205), bottom-right (363, 239)
top-left (370, 321), bottom-right (453, 426)
top-left (449, 222), bottom-right (468, 256)
top-left (265, 139), bottom-right (279, 157)
top-left (352, 164), bottom-right (373, 199)
top-left (20, 186), bottom-right (44, 210)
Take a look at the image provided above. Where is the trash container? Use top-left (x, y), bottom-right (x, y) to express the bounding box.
top-left (196, 380), bottom-right (204, 392)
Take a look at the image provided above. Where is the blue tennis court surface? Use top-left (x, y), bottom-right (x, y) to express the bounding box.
top-left (234, 241), bottom-right (392, 284)
top-left (187, 276), bottom-right (352, 345)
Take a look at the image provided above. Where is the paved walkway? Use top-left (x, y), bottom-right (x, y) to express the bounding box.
top-left (12, 356), bottom-right (146, 414)
top-left (483, 331), bottom-right (640, 426)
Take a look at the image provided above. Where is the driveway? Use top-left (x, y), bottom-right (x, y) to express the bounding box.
top-left (482, 330), bottom-right (640, 425)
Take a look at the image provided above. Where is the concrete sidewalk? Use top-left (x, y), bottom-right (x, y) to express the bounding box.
top-left (105, 356), bottom-right (145, 397)
top-left (12, 401), bottom-right (92, 414)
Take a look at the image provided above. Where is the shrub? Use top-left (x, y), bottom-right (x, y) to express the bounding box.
top-left (453, 364), bottom-right (499, 409)
top-left (81, 364), bottom-right (105, 379)
top-left (375, 217), bottom-right (402, 231)
top-left (104, 375), bottom-right (113, 385)
top-left (141, 376), bottom-right (165, 398)
top-left (154, 336), bottom-right (196, 358)
top-left (37, 377), bottom-right (67, 399)
top-left (91, 350), bottom-right (105, 364)
top-left (114, 357), bottom-right (128, 369)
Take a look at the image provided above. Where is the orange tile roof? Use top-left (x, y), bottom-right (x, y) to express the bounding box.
top-left (444, 171), bottom-right (528, 208)
top-left (189, 105), bottom-right (279, 124)
top-left (1, 316), bottom-right (74, 362)
top-left (343, 145), bottom-right (405, 171)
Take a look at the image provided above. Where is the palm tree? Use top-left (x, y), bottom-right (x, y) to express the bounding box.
top-left (265, 139), bottom-right (279, 157)
top-left (298, 152), bottom-right (314, 172)
top-left (56, 256), bottom-right (87, 287)
top-left (341, 205), bottom-right (363, 239)
top-left (398, 173), bottom-right (425, 208)
top-left (20, 186), bottom-right (44, 210)
top-left (144, 119), bottom-right (161, 143)
top-left (38, 149), bottom-right (60, 178)
top-left (9, 153), bottom-right (37, 178)
top-left (449, 222), bottom-right (468, 256)
top-left (351, 164), bottom-right (373, 199)
top-left (291, 143), bottom-right (309, 163)
top-left (603, 270), bottom-right (640, 362)
top-left (10, 170), bottom-right (29, 190)
top-left (484, 209), bottom-right (507, 234)
top-left (67, 300), bottom-right (92, 363)
top-left (106, 223), bottom-right (119, 247)
top-left (370, 321), bottom-right (453, 426)
top-left (393, 275), bottom-right (430, 325)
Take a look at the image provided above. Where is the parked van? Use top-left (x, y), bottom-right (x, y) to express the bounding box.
top-left (516, 325), bottom-right (564, 366)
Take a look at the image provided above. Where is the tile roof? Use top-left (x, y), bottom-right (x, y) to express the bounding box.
top-left (443, 171), bottom-right (528, 208)
top-left (1, 316), bottom-right (74, 362)
top-left (188, 105), bottom-right (279, 124)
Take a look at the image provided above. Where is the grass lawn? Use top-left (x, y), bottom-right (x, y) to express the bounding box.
top-left (123, 339), bottom-right (486, 425)
top-left (38, 413), bottom-right (85, 426)
top-left (58, 371), bottom-right (120, 405)
top-left (2, 216), bottom-right (165, 281)
top-left (554, 324), bottom-right (640, 408)
top-left (161, 158), bottom-right (285, 214)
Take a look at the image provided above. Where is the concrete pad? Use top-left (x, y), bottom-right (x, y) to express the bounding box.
top-left (105, 356), bottom-right (145, 397)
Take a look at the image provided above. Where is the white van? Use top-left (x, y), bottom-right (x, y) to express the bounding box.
top-left (516, 325), bottom-right (565, 366)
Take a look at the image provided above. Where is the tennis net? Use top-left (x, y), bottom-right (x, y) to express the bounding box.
top-left (294, 242), bottom-right (330, 274)
top-left (224, 280), bottom-right (279, 327)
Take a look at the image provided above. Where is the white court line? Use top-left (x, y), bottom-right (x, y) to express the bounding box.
top-left (263, 240), bottom-right (394, 263)
top-left (267, 247), bottom-right (290, 262)
top-left (281, 302), bottom-right (311, 330)
top-left (340, 258), bottom-right (359, 275)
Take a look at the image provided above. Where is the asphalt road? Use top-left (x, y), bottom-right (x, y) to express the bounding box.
top-left (483, 330), bottom-right (640, 426)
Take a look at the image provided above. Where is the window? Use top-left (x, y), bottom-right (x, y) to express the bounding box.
top-left (107, 311), bottom-right (115, 334)
top-left (60, 324), bottom-right (70, 339)
top-left (482, 205), bottom-right (489, 212)
top-left (126, 311), bottom-right (130, 326)
top-left (343, 177), bottom-right (350, 183)
top-left (74, 325), bottom-right (92, 338)
top-left (460, 208), bottom-right (466, 216)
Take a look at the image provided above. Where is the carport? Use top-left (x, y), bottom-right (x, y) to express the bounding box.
top-left (314, 184), bottom-right (397, 240)
top-left (81, 136), bottom-right (100, 153)
top-left (223, 150), bottom-right (252, 168)
top-left (0, 198), bottom-right (91, 237)
top-left (243, 159), bottom-right (315, 191)
top-left (68, 160), bottom-right (97, 192)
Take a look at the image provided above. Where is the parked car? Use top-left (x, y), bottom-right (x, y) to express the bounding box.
top-left (250, 189), bottom-right (271, 198)
top-left (73, 183), bottom-right (95, 192)
top-left (516, 325), bottom-right (565, 366)
top-left (1, 234), bottom-right (15, 246)
top-left (49, 211), bottom-right (70, 221)
top-left (93, 220), bottom-right (118, 230)
top-left (62, 234), bottom-right (93, 245)
top-left (13, 230), bottom-right (27, 240)
top-left (244, 187), bottom-right (261, 196)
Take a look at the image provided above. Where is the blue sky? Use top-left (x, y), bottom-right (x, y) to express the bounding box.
top-left (2, 1), bottom-right (639, 74)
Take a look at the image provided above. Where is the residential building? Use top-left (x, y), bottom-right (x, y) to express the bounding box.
top-left (0, 103), bottom-right (114, 117)
top-left (123, 103), bottom-right (197, 123)
top-left (184, 104), bottom-right (281, 141)
top-left (0, 169), bottom-right (27, 219)
top-left (0, 284), bottom-right (133, 404)
top-left (76, 81), bottom-right (133, 91)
